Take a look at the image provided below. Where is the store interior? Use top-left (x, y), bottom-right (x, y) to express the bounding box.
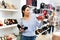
top-left (0, 0), bottom-right (60, 40)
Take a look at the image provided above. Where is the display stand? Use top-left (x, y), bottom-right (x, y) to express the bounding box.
top-left (0, 0), bottom-right (20, 40)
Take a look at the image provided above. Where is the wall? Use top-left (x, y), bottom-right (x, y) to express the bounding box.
top-left (19, 0), bottom-right (51, 9)
top-left (20, 0), bottom-right (26, 17)
top-left (37, 0), bottom-right (51, 9)
top-left (50, 0), bottom-right (60, 6)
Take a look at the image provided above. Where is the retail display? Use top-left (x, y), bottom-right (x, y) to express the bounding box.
top-left (43, 17), bottom-right (49, 25)
top-left (7, 34), bottom-right (16, 40)
top-left (35, 26), bottom-right (49, 35)
top-left (0, 24), bottom-right (3, 26)
top-left (35, 23), bottom-right (54, 35)
top-left (35, 18), bottom-right (49, 35)
top-left (0, 0), bottom-right (19, 40)
top-left (48, 4), bottom-right (53, 10)
top-left (0, 20), bottom-right (3, 26)
top-left (2, 0), bottom-right (7, 8)
top-left (35, 29), bottom-right (43, 35)
top-left (0, 34), bottom-right (17, 40)
top-left (17, 24), bottom-right (28, 30)
top-left (45, 5), bottom-right (48, 9)
top-left (43, 21), bottom-right (48, 25)
top-left (4, 19), bottom-right (18, 25)
top-left (55, 21), bottom-right (60, 31)
top-left (26, 0), bottom-right (32, 6)
top-left (45, 15), bottom-right (49, 19)
top-left (0, 0), bottom-right (16, 9)
top-left (40, 3), bottom-right (53, 10)
top-left (36, 16), bottom-right (43, 20)
top-left (56, 9), bottom-right (59, 12)
top-left (26, 0), bottom-right (37, 7)
top-left (40, 3), bottom-right (45, 9)
top-left (33, 8), bottom-right (40, 14)
top-left (48, 10), bottom-right (52, 15)
top-left (6, 3), bottom-right (16, 9)
top-left (42, 27), bottom-right (48, 35)
top-left (43, 10), bottom-right (48, 17)
top-left (32, 0), bottom-right (37, 6)
top-left (35, 14), bottom-right (55, 35)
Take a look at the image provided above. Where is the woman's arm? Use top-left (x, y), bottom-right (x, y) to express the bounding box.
top-left (34, 15), bottom-right (43, 28)
top-left (36, 20), bottom-right (43, 28)
top-left (17, 18), bottom-right (25, 32)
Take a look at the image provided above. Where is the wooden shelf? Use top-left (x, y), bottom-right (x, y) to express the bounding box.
top-left (0, 24), bottom-right (17, 29)
top-left (0, 9), bottom-right (18, 12)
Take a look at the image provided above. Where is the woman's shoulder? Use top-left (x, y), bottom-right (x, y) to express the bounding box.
top-left (31, 14), bottom-right (37, 21)
top-left (31, 14), bottom-right (36, 18)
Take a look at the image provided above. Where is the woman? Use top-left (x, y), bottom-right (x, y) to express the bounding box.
top-left (19, 5), bottom-right (42, 40)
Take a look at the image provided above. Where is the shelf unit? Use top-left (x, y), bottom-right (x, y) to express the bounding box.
top-left (0, 24), bottom-right (17, 29)
top-left (0, 9), bottom-right (18, 12)
top-left (42, 9), bottom-right (53, 11)
top-left (0, 0), bottom-right (20, 38)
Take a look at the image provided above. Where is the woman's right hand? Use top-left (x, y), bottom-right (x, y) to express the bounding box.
top-left (20, 28), bottom-right (25, 32)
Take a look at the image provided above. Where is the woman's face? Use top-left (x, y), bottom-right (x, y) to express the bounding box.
top-left (23, 7), bottom-right (30, 16)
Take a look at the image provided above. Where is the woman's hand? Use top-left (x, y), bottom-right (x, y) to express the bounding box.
top-left (20, 28), bottom-right (25, 32)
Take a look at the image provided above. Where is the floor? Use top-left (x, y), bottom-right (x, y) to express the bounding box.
top-left (36, 34), bottom-right (52, 40)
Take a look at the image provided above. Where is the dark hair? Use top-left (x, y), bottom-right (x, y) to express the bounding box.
top-left (21, 5), bottom-right (29, 17)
